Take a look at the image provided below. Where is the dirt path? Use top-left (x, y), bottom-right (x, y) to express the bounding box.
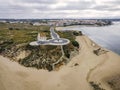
top-left (52, 45), bottom-right (65, 69)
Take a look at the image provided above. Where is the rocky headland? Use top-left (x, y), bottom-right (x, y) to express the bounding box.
top-left (0, 22), bottom-right (82, 71)
top-left (0, 35), bottom-right (120, 90)
top-left (0, 22), bottom-right (120, 90)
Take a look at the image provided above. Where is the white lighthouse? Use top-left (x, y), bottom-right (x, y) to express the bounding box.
top-left (37, 33), bottom-right (47, 41)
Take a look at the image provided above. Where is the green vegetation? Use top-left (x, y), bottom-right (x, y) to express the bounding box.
top-left (57, 31), bottom-right (75, 41)
top-left (0, 22), bottom-right (50, 44)
top-left (19, 45), bottom-right (60, 71)
top-left (63, 43), bottom-right (75, 58)
top-left (72, 40), bottom-right (79, 48)
top-left (0, 22), bottom-right (80, 71)
top-left (73, 31), bottom-right (83, 36)
top-left (57, 30), bottom-right (80, 58)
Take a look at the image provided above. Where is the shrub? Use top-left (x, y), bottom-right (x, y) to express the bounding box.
top-left (73, 31), bottom-right (83, 36)
top-left (9, 27), bottom-right (13, 30)
top-left (72, 41), bottom-right (79, 48)
top-left (73, 31), bottom-right (79, 36)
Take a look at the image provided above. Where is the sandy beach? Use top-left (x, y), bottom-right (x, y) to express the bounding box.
top-left (0, 35), bottom-right (120, 90)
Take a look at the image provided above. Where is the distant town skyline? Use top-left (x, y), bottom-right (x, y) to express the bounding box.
top-left (0, 0), bottom-right (120, 19)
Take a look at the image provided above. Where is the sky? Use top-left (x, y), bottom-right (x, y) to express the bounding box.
top-left (0, 0), bottom-right (120, 19)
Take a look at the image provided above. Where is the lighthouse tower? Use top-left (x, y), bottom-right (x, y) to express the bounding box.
top-left (37, 33), bottom-right (47, 41)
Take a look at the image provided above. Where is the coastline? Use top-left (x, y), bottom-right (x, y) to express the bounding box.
top-left (56, 25), bottom-right (120, 55)
top-left (0, 35), bottom-right (120, 90)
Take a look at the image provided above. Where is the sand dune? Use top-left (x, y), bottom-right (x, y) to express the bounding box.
top-left (0, 36), bottom-right (120, 90)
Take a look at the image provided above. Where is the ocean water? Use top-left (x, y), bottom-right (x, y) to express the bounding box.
top-left (59, 22), bottom-right (120, 55)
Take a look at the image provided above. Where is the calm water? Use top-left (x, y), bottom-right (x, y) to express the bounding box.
top-left (59, 22), bottom-right (120, 55)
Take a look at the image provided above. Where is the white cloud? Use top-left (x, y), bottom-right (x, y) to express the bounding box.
top-left (0, 0), bottom-right (119, 19)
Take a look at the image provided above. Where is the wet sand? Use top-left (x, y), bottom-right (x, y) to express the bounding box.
top-left (0, 36), bottom-right (120, 90)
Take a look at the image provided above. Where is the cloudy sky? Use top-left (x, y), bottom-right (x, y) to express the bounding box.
top-left (0, 0), bottom-right (120, 19)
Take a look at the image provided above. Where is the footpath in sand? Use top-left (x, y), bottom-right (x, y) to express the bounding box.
top-left (0, 36), bottom-right (120, 90)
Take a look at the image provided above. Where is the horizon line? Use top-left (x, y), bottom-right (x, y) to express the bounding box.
top-left (0, 18), bottom-right (120, 20)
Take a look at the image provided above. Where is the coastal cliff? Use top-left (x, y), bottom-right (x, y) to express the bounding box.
top-left (0, 23), bottom-right (82, 71)
top-left (0, 35), bottom-right (120, 90)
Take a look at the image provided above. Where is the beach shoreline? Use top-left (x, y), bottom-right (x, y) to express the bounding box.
top-left (0, 35), bottom-right (120, 90)
top-left (56, 25), bottom-right (120, 55)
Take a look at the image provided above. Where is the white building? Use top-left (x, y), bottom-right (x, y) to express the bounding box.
top-left (37, 33), bottom-right (47, 41)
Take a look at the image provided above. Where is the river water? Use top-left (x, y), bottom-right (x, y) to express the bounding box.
top-left (58, 22), bottom-right (120, 55)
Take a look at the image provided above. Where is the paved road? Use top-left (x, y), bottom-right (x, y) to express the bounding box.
top-left (30, 27), bottom-right (70, 46)
top-left (50, 27), bottom-right (60, 39)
